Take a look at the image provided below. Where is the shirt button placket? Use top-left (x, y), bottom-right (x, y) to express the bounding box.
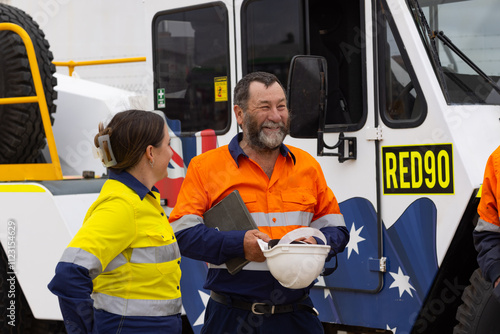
top-left (268, 187), bottom-right (276, 225)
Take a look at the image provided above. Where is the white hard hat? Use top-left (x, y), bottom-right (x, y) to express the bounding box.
top-left (259, 227), bottom-right (331, 289)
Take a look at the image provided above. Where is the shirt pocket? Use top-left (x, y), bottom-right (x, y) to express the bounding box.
top-left (281, 189), bottom-right (317, 213)
top-left (146, 226), bottom-right (180, 275)
top-left (147, 223), bottom-right (176, 243)
top-left (240, 193), bottom-right (258, 212)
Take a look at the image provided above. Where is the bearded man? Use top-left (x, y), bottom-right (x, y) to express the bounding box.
top-left (169, 71), bottom-right (349, 334)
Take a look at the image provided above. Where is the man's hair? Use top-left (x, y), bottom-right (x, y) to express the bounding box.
top-left (94, 109), bottom-right (165, 173)
top-left (233, 71), bottom-right (286, 111)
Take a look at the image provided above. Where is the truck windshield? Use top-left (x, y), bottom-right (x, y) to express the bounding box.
top-left (408, 0), bottom-right (500, 104)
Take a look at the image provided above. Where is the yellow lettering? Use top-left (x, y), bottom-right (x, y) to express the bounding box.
top-left (411, 151), bottom-right (422, 188)
top-left (399, 152), bottom-right (410, 188)
top-left (437, 150), bottom-right (450, 188)
top-left (386, 152), bottom-right (398, 189)
top-left (424, 151), bottom-right (436, 188)
top-left (383, 145), bottom-right (453, 194)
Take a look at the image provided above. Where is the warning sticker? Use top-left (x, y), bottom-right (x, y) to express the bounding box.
top-left (157, 88), bottom-right (165, 108)
top-left (382, 144), bottom-right (454, 195)
top-left (214, 76), bottom-right (228, 102)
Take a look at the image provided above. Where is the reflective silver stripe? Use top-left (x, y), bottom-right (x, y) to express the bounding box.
top-left (103, 253), bottom-right (127, 273)
top-left (475, 218), bottom-right (500, 233)
top-left (250, 211), bottom-right (313, 227)
top-left (208, 261), bottom-right (269, 271)
top-left (92, 292), bottom-right (182, 316)
top-left (131, 243), bottom-right (181, 263)
top-left (311, 213), bottom-right (346, 229)
top-left (250, 212), bottom-right (267, 226)
top-left (171, 214), bottom-right (203, 233)
top-left (60, 247), bottom-right (102, 279)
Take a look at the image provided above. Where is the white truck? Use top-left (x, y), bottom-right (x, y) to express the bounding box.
top-left (1, 0), bottom-right (500, 333)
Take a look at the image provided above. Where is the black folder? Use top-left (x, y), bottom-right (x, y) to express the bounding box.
top-left (203, 190), bottom-right (258, 274)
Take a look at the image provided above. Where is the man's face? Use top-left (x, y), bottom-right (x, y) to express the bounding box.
top-left (240, 81), bottom-right (290, 151)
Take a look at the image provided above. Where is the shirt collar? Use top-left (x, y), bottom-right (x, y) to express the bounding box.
top-left (228, 133), bottom-right (296, 167)
top-left (109, 169), bottom-right (159, 200)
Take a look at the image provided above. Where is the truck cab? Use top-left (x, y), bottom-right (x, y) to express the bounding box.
top-left (144, 0), bottom-right (500, 332)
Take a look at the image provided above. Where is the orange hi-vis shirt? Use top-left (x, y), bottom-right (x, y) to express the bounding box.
top-left (170, 136), bottom-right (345, 240)
top-left (169, 134), bottom-right (348, 301)
top-left (475, 145), bottom-right (500, 284)
top-left (478, 145), bottom-right (500, 228)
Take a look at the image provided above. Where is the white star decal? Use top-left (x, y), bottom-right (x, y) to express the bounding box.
top-left (346, 222), bottom-right (365, 259)
top-left (323, 288), bottom-right (332, 299)
top-left (193, 290), bottom-right (210, 327)
top-left (386, 324), bottom-right (397, 333)
top-left (389, 267), bottom-right (416, 297)
top-left (314, 276), bottom-right (332, 299)
top-left (315, 275), bottom-right (326, 287)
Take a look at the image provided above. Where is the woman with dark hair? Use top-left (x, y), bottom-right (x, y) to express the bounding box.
top-left (49, 109), bottom-right (182, 333)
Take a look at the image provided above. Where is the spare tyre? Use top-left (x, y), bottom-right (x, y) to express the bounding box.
top-left (0, 3), bottom-right (57, 163)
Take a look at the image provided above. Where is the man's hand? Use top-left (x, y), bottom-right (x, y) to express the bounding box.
top-left (495, 276), bottom-right (500, 288)
top-left (243, 229), bottom-right (270, 262)
top-left (294, 236), bottom-right (318, 244)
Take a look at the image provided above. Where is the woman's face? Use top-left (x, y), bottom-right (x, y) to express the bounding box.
top-left (153, 124), bottom-right (173, 181)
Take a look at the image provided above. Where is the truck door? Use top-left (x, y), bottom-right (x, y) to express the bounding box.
top-left (315, 0), bottom-right (438, 328)
top-left (147, 0), bottom-right (240, 211)
top-left (238, 0), bottom-right (440, 330)
top-left (147, 2), bottom-right (237, 332)
top-left (237, 0), bottom-right (382, 296)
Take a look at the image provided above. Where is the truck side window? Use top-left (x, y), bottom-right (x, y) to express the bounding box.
top-left (377, 0), bottom-right (427, 128)
top-left (153, 4), bottom-right (230, 134)
top-left (242, 0), bottom-right (306, 86)
top-left (242, 0), bottom-right (366, 134)
top-left (308, 0), bottom-right (365, 130)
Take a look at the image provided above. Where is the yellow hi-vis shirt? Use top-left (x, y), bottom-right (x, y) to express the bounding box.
top-left (62, 177), bottom-right (182, 316)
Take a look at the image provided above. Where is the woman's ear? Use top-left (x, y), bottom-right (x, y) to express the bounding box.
top-left (145, 145), bottom-right (154, 161)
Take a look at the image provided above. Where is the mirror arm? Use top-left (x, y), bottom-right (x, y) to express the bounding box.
top-left (318, 132), bottom-right (357, 163)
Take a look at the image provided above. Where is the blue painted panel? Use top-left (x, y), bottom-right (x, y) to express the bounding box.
top-left (179, 257), bottom-right (210, 334)
top-left (312, 197), bottom-right (439, 333)
top-left (323, 197), bottom-right (380, 290)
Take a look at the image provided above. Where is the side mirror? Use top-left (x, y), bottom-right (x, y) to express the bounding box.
top-left (287, 55), bottom-right (328, 138)
top-left (287, 55), bottom-right (356, 162)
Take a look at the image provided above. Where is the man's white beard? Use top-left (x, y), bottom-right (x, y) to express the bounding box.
top-left (258, 121), bottom-right (287, 149)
